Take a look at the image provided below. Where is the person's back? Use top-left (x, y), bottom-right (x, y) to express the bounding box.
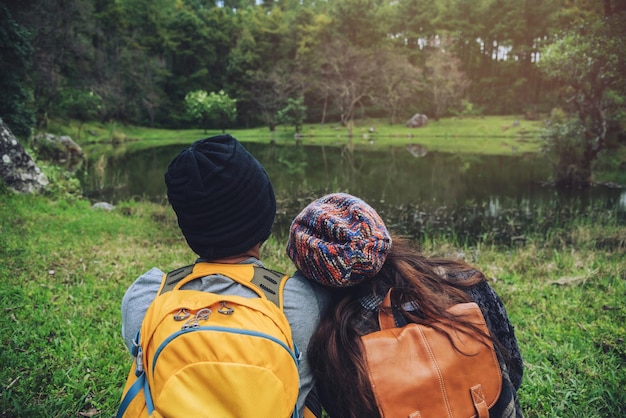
top-left (286, 193), bottom-right (523, 418)
top-left (119, 135), bottom-right (329, 417)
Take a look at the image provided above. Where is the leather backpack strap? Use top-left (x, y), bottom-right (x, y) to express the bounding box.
top-left (471, 384), bottom-right (490, 418)
top-left (377, 289), bottom-right (396, 329)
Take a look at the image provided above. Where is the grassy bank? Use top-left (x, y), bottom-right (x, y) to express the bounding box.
top-left (43, 116), bottom-right (626, 185)
top-left (1, 188), bottom-right (624, 417)
top-left (46, 115), bottom-right (544, 157)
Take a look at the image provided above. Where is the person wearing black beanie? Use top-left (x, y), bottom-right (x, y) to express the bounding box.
top-left (165, 134), bottom-right (276, 260)
top-left (120, 134), bottom-right (330, 417)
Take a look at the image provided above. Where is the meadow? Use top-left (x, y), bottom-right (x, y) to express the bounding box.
top-left (1, 116), bottom-right (625, 416)
top-left (48, 115), bottom-right (545, 157)
top-left (0, 187), bottom-right (624, 417)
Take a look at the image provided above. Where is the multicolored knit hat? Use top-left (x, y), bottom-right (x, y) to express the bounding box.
top-left (286, 193), bottom-right (392, 287)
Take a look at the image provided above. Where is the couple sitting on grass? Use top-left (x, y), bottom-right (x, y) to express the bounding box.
top-left (120, 134), bottom-right (523, 418)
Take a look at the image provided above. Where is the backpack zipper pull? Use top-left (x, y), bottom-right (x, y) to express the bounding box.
top-left (173, 308), bottom-right (190, 321)
top-left (218, 301), bottom-right (234, 315)
top-left (182, 308), bottom-right (212, 329)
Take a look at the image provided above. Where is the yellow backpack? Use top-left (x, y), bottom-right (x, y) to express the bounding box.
top-left (117, 262), bottom-right (300, 418)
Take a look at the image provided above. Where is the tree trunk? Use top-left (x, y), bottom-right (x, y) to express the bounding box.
top-left (555, 147), bottom-right (594, 188)
top-left (321, 95), bottom-right (328, 125)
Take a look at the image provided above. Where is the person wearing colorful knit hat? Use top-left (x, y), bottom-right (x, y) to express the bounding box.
top-left (287, 193), bottom-right (524, 418)
top-left (287, 193), bottom-right (392, 288)
top-left (121, 134), bottom-right (330, 417)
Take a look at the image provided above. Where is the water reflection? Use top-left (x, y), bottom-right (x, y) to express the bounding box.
top-left (79, 141), bottom-right (625, 242)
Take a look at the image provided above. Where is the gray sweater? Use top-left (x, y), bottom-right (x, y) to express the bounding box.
top-left (121, 258), bottom-right (331, 417)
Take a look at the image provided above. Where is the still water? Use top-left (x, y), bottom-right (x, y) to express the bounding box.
top-left (82, 143), bottom-right (626, 240)
top-left (81, 142), bottom-right (624, 208)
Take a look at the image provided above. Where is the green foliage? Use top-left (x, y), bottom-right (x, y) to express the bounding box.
top-left (537, 10), bottom-right (626, 186)
top-left (328, 0), bottom-right (385, 48)
top-left (6, 0), bottom-right (614, 129)
top-left (0, 3), bottom-right (34, 138)
top-left (456, 100), bottom-right (484, 117)
top-left (184, 90), bottom-right (209, 130)
top-left (185, 89), bottom-right (237, 133)
top-left (540, 117), bottom-right (591, 187)
top-left (38, 161), bottom-right (84, 201)
top-left (277, 97), bottom-right (307, 133)
top-left (54, 89), bottom-right (103, 122)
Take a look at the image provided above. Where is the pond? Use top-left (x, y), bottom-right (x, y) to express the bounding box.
top-left (79, 141), bottom-right (626, 243)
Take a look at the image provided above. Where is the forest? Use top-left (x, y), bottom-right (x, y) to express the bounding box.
top-left (1, 0), bottom-right (624, 128)
top-left (2, 0), bottom-right (625, 186)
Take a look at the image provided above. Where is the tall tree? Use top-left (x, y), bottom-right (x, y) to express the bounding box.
top-left (88, 0), bottom-right (168, 124)
top-left (249, 66), bottom-right (302, 131)
top-left (498, 0), bottom-right (562, 111)
top-left (316, 38), bottom-right (378, 128)
top-left (537, 9), bottom-right (626, 187)
top-left (328, 0), bottom-right (385, 48)
top-left (0, 3), bottom-right (34, 138)
top-left (439, 0), bottom-right (496, 111)
top-left (383, 0), bottom-right (440, 62)
top-left (423, 37), bottom-right (470, 120)
top-left (227, 6), bottom-right (300, 127)
top-left (7, 0), bottom-right (96, 127)
top-left (164, 4), bottom-right (237, 93)
top-left (372, 49), bottom-right (422, 125)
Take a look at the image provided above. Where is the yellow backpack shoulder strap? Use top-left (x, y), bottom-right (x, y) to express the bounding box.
top-left (157, 262), bottom-right (290, 310)
top-left (249, 265), bottom-right (289, 310)
top-left (157, 264), bottom-right (195, 295)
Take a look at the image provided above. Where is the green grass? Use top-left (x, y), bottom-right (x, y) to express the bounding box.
top-left (41, 115), bottom-right (626, 186)
top-left (1, 186), bottom-right (624, 417)
top-left (470, 242), bottom-right (625, 418)
top-left (44, 115), bottom-right (545, 158)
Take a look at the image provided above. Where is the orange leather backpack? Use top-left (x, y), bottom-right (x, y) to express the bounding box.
top-left (361, 289), bottom-right (502, 418)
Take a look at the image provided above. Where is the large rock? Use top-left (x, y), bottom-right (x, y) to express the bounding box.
top-left (32, 132), bottom-right (85, 172)
top-left (406, 113), bottom-right (429, 128)
top-left (0, 118), bottom-right (49, 194)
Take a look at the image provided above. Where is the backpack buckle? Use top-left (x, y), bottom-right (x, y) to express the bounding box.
top-left (135, 346), bottom-right (144, 376)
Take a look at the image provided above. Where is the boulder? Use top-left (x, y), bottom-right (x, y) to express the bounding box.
top-left (406, 113), bottom-right (429, 128)
top-left (0, 118), bottom-right (48, 194)
top-left (92, 202), bottom-right (115, 211)
top-left (32, 132), bottom-right (85, 172)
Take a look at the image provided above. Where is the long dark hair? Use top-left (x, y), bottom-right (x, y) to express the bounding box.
top-left (307, 237), bottom-right (492, 418)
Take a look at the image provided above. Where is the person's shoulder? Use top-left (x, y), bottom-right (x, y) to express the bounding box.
top-left (284, 271), bottom-right (332, 312)
top-left (132, 267), bottom-right (165, 287)
top-left (123, 267), bottom-right (165, 300)
top-left (286, 270), bottom-right (330, 293)
top-left (121, 267), bottom-right (166, 350)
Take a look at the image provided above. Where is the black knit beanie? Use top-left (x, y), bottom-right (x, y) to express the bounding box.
top-left (164, 134), bottom-right (276, 260)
